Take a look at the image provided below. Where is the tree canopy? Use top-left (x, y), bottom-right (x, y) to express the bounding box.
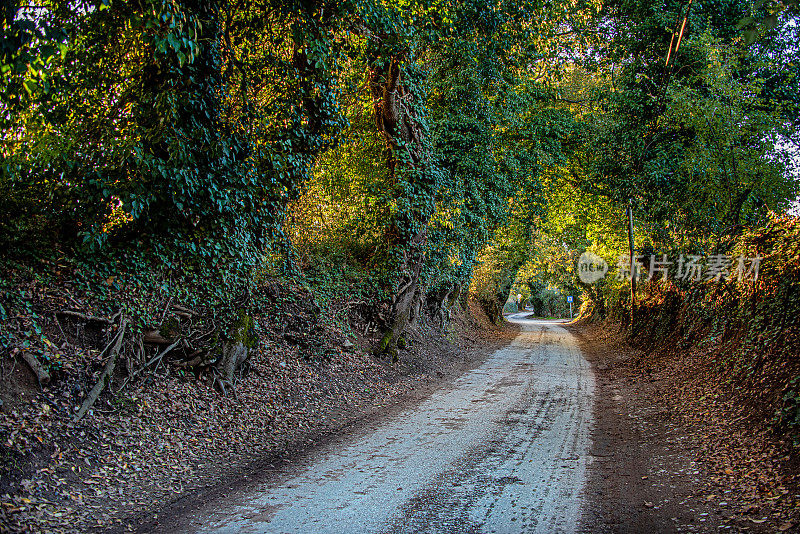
top-left (1, 0), bottom-right (797, 345)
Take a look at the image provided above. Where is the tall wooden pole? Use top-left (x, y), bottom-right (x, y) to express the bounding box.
top-left (627, 200), bottom-right (636, 331)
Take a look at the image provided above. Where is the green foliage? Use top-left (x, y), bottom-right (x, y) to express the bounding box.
top-left (470, 221), bottom-right (531, 323)
top-left (0, 0), bottom-right (797, 353)
top-left (282, 0), bottom-right (589, 316)
top-left (0, 0), bottom-right (358, 337)
top-left (513, 0), bottom-right (797, 333)
top-left (574, 0), bottom-right (798, 247)
top-left (588, 216), bottom-right (800, 438)
top-left (737, 0), bottom-right (800, 45)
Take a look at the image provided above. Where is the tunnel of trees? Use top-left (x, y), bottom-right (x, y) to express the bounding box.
top-left (4, 4), bottom-right (800, 531)
top-left (1, 0), bottom-right (798, 380)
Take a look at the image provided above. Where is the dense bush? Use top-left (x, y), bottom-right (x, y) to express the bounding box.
top-left (588, 215), bottom-right (800, 438)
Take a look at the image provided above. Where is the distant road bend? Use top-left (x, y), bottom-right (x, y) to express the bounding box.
top-left (182, 314), bottom-right (595, 534)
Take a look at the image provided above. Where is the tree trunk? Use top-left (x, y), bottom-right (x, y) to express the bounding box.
top-left (215, 313), bottom-right (256, 393)
top-left (377, 232), bottom-right (426, 361)
top-left (427, 283), bottom-right (462, 326)
top-left (368, 49), bottom-right (432, 359)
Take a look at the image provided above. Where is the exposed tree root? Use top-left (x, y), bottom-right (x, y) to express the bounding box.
top-left (56, 310), bottom-right (113, 324)
top-left (19, 351), bottom-right (51, 386)
top-left (73, 318), bottom-right (128, 422)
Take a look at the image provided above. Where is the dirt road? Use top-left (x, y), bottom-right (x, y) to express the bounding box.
top-left (167, 314), bottom-right (595, 533)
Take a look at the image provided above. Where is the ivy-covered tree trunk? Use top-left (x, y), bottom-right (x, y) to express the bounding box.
top-left (215, 312), bottom-right (256, 395)
top-left (368, 52), bottom-right (434, 360)
top-left (427, 283), bottom-right (462, 325)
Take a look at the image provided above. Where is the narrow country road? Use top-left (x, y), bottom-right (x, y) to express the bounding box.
top-left (183, 314), bottom-right (595, 534)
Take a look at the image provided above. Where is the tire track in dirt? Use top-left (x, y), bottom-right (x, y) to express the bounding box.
top-left (175, 315), bottom-right (595, 534)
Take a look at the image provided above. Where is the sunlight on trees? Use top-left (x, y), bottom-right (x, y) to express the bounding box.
top-left (1, 0), bottom-right (797, 342)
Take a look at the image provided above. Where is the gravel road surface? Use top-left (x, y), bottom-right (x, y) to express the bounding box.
top-left (185, 314), bottom-right (595, 534)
